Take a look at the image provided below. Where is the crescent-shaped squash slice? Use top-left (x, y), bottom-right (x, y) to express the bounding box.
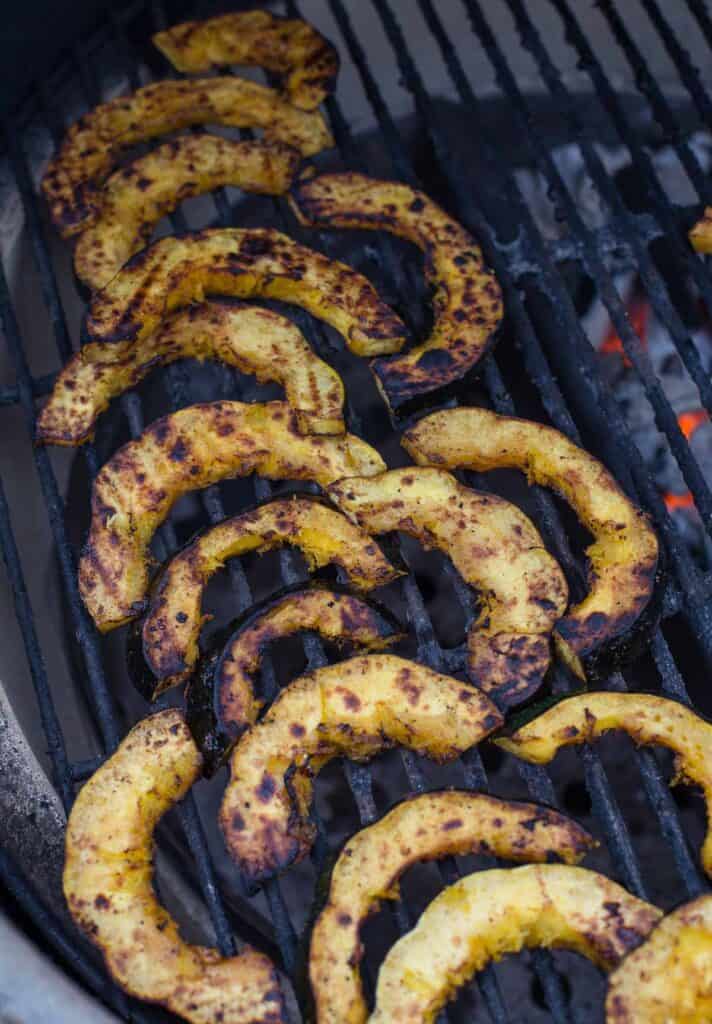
top-left (84, 227), bottom-right (406, 357)
top-left (78, 401), bottom-right (386, 632)
top-left (75, 137), bottom-right (301, 290)
top-left (153, 10), bottom-right (339, 111)
top-left (36, 302), bottom-right (345, 445)
top-left (218, 653), bottom-right (503, 883)
top-left (495, 691), bottom-right (712, 878)
top-left (41, 77), bottom-right (332, 238)
top-left (310, 791), bottom-right (596, 1024)
top-left (327, 468), bottom-right (568, 706)
top-left (606, 894), bottom-right (712, 1023)
top-left (690, 209), bottom-right (712, 253)
top-left (136, 495), bottom-right (400, 698)
top-left (186, 585), bottom-right (403, 775)
top-left (64, 709), bottom-right (286, 1024)
top-left (403, 408), bottom-right (661, 683)
top-left (370, 864), bottom-right (661, 1023)
top-left (290, 172), bottom-right (503, 413)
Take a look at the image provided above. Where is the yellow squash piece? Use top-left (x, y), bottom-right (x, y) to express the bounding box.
top-left (140, 496), bottom-right (400, 695)
top-left (78, 401), bottom-right (385, 632)
top-left (404, 407), bottom-right (660, 683)
top-left (63, 709), bottom-right (285, 1024)
top-left (36, 302), bottom-right (345, 445)
top-left (85, 227), bottom-right (406, 357)
top-left (496, 691), bottom-right (712, 878)
top-left (291, 172), bottom-right (503, 412)
top-left (219, 654), bottom-right (502, 883)
top-left (153, 10), bottom-right (339, 111)
top-left (41, 77), bottom-right (332, 238)
top-left (310, 791), bottom-right (596, 1024)
top-left (75, 136), bottom-right (301, 290)
top-left (606, 893), bottom-right (712, 1023)
top-left (328, 468), bottom-right (568, 706)
top-left (690, 209), bottom-right (712, 253)
top-left (371, 864), bottom-right (661, 1024)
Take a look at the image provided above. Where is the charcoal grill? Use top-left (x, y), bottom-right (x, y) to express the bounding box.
top-left (3, 0), bottom-right (712, 1020)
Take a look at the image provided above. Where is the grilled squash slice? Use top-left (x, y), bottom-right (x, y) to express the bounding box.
top-left (219, 654), bottom-right (502, 883)
top-left (310, 791), bottom-right (596, 1024)
top-left (404, 408), bottom-right (661, 683)
top-left (78, 401), bottom-right (385, 632)
top-left (63, 710), bottom-right (285, 1024)
top-left (606, 894), bottom-right (712, 1022)
top-left (328, 468), bottom-right (568, 706)
top-left (41, 77), bottom-right (332, 238)
top-left (37, 302), bottom-right (345, 445)
top-left (153, 10), bottom-right (339, 111)
top-left (370, 864), bottom-right (660, 1023)
top-left (84, 227), bottom-right (406, 357)
top-left (137, 497), bottom-right (400, 697)
top-left (690, 209), bottom-right (712, 253)
top-left (496, 692), bottom-right (712, 878)
top-left (186, 585), bottom-right (403, 775)
top-left (75, 137), bottom-right (301, 290)
top-left (291, 172), bottom-right (503, 413)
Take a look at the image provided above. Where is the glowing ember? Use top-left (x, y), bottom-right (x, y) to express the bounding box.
top-left (664, 492), bottom-right (696, 511)
top-left (678, 409), bottom-right (709, 440)
top-left (599, 298), bottom-right (649, 366)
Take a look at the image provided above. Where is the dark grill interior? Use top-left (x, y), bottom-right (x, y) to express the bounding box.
top-left (3, 0), bottom-right (712, 1020)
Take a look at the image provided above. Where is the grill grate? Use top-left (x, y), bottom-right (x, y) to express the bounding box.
top-left (2, 0), bottom-right (712, 1020)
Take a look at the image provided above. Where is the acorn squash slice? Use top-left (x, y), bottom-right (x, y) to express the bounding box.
top-left (690, 209), bottom-right (712, 253)
top-left (78, 401), bottom-right (385, 632)
top-left (370, 864), bottom-right (660, 1023)
top-left (36, 302), bottom-right (345, 445)
top-left (153, 10), bottom-right (339, 111)
top-left (328, 467), bottom-right (568, 706)
top-left (84, 227), bottom-right (406, 357)
top-left (496, 691), bottom-right (712, 879)
top-left (309, 790), bottom-right (596, 1024)
top-left (403, 407), bottom-right (661, 683)
top-left (185, 584), bottom-right (403, 775)
top-left (290, 172), bottom-right (503, 414)
top-left (63, 709), bottom-right (286, 1024)
top-left (218, 653), bottom-right (502, 883)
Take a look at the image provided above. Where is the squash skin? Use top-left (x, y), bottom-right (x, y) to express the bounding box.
top-left (606, 893), bottom-right (712, 1023)
top-left (328, 467), bottom-right (568, 706)
top-left (37, 302), bottom-right (345, 446)
top-left (403, 407), bottom-right (661, 683)
top-left (41, 77), bottom-right (332, 238)
top-left (370, 864), bottom-right (661, 1023)
top-left (185, 584), bottom-right (403, 776)
top-left (63, 709), bottom-right (286, 1024)
top-left (218, 654), bottom-right (503, 883)
top-left (153, 10), bottom-right (339, 111)
top-left (308, 791), bottom-right (596, 1024)
top-left (290, 172), bottom-right (503, 414)
top-left (78, 401), bottom-right (386, 632)
top-left (496, 691), bottom-right (712, 879)
top-left (133, 494), bottom-right (400, 698)
top-left (84, 228), bottom-right (406, 358)
top-left (74, 137), bottom-right (301, 290)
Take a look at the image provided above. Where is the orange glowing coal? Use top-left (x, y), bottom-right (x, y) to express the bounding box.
top-left (663, 408), bottom-right (709, 513)
top-left (600, 298), bottom-right (649, 366)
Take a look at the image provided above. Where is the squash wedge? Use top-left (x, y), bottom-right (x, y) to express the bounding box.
top-left (218, 654), bottom-right (502, 883)
top-left (290, 172), bottom-right (503, 413)
top-left (136, 496), bottom-right (400, 698)
top-left (690, 209), bottom-right (712, 253)
top-left (496, 691), bottom-right (712, 879)
top-left (328, 468), bottom-right (568, 706)
top-left (186, 585), bottom-right (403, 775)
top-left (78, 401), bottom-right (385, 632)
top-left (36, 302), bottom-right (345, 445)
top-left (41, 77), bottom-right (332, 238)
top-left (153, 10), bottom-right (339, 111)
top-left (606, 893), bottom-right (712, 1023)
top-left (309, 791), bottom-right (596, 1024)
top-left (84, 227), bottom-right (406, 357)
top-left (63, 709), bottom-right (285, 1024)
top-left (403, 407), bottom-right (661, 683)
top-left (75, 136), bottom-right (300, 290)
top-left (370, 864), bottom-right (661, 1023)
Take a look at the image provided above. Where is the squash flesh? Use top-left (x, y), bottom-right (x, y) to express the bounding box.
top-left (690, 209), bottom-right (712, 253)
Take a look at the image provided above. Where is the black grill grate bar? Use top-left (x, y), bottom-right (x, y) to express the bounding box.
top-left (0, 373), bottom-right (57, 408)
